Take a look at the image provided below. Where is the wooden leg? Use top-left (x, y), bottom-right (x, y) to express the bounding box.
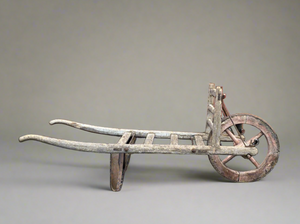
top-left (110, 153), bottom-right (125, 192)
top-left (110, 135), bottom-right (136, 192)
top-left (124, 136), bottom-right (136, 171)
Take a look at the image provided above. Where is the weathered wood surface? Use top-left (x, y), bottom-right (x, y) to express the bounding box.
top-left (206, 119), bottom-right (214, 131)
top-left (49, 119), bottom-right (203, 139)
top-left (208, 113), bottom-right (280, 182)
top-left (211, 86), bottom-right (222, 150)
top-left (194, 135), bottom-right (204, 146)
top-left (205, 83), bottom-right (216, 133)
top-left (19, 134), bottom-right (258, 156)
top-left (110, 132), bottom-right (136, 192)
top-left (124, 134), bottom-right (136, 172)
top-left (208, 104), bottom-right (215, 113)
top-left (170, 134), bottom-right (178, 145)
top-left (110, 132), bottom-right (131, 191)
top-left (18, 83), bottom-right (280, 191)
top-left (144, 133), bottom-right (155, 144)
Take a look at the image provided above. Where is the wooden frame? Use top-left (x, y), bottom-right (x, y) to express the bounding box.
top-left (19, 83), bottom-right (280, 191)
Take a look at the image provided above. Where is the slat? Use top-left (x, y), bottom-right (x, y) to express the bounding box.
top-left (209, 88), bottom-right (216, 97)
top-left (170, 134), bottom-right (178, 145)
top-left (205, 83), bottom-right (216, 134)
top-left (207, 118), bottom-right (214, 130)
top-left (118, 132), bottom-right (132, 144)
top-left (194, 135), bottom-right (204, 146)
top-left (208, 104), bottom-right (215, 113)
top-left (144, 133), bottom-right (155, 144)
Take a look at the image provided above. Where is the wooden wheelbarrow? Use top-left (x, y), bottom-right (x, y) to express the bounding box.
top-left (19, 83), bottom-right (280, 191)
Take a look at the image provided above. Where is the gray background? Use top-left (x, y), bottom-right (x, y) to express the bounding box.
top-left (1, 0), bottom-right (299, 223)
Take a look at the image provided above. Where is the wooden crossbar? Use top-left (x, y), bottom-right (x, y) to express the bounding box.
top-left (170, 134), bottom-right (178, 145)
top-left (118, 132), bottom-right (132, 144)
top-left (144, 133), bottom-right (155, 144)
top-left (194, 135), bottom-right (205, 146)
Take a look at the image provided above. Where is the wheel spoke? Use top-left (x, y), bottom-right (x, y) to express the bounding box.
top-left (209, 114), bottom-right (279, 182)
top-left (246, 132), bottom-right (264, 146)
top-left (247, 155), bottom-right (260, 168)
top-left (225, 129), bottom-right (240, 145)
top-left (222, 155), bottom-right (235, 165)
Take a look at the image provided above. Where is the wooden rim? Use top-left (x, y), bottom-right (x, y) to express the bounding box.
top-left (208, 113), bottom-right (280, 182)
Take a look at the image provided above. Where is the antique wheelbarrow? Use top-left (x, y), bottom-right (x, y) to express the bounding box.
top-left (19, 83), bottom-right (280, 191)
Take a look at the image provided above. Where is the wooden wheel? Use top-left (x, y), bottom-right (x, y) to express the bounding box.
top-left (208, 113), bottom-right (280, 182)
top-left (110, 135), bottom-right (136, 192)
